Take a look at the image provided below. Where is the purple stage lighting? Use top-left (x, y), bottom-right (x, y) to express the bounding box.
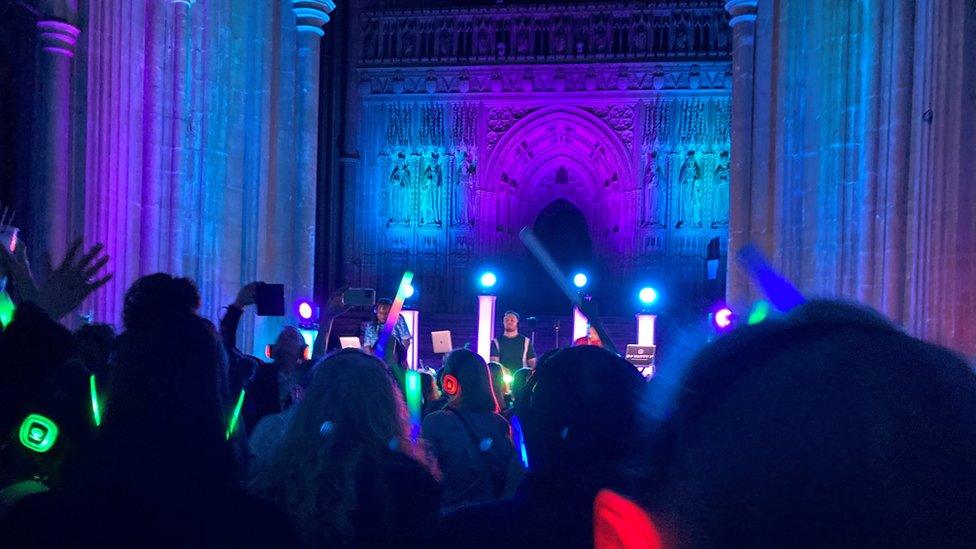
top-left (296, 299), bottom-right (318, 322)
top-left (712, 306), bottom-right (734, 331)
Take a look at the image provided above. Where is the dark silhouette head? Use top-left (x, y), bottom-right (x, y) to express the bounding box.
top-left (639, 300), bottom-right (976, 546)
top-left (73, 323), bottom-right (115, 376)
top-left (522, 346), bottom-right (645, 482)
top-left (93, 313), bottom-right (233, 490)
top-left (122, 273), bottom-right (201, 330)
top-left (487, 361), bottom-right (508, 410)
top-left (442, 349), bottom-right (499, 413)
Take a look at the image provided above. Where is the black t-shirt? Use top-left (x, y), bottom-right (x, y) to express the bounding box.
top-left (490, 334), bottom-right (536, 371)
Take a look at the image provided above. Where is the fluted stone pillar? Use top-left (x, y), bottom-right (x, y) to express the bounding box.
top-left (32, 19), bottom-right (81, 269)
top-left (723, 0), bottom-right (758, 310)
top-left (292, 0), bottom-right (335, 301)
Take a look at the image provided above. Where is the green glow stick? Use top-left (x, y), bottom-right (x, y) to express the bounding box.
top-left (225, 389), bottom-right (246, 440)
top-left (405, 369), bottom-right (422, 428)
top-left (0, 290), bottom-right (15, 328)
top-left (748, 300), bottom-right (771, 325)
top-left (89, 374), bottom-right (102, 427)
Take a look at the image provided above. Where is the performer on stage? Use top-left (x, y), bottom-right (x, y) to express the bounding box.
top-left (573, 325), bottom-right (604, 348)
top-left (490, 310), bottom-right (537, 370)
top-left (362, 298), bottom-right (412, 367)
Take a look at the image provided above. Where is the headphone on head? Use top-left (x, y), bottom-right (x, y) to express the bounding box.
top-left (265, 341), bottom-right (311, 361)
top-left (442, 373), bottom-right (459, 396)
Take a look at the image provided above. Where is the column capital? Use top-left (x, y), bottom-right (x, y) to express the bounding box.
top-left (36, 20), bottom-right (81, 58)
top-left (724, 0), bottom-right (758, 28)
top-left (292, 0), bottom-right (336, 37)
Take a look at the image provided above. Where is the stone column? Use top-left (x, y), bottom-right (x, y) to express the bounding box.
top-left (723, 0), bottom-right (758, 311)
top-left (166, 0), bottom-right (194, 272)
top-left (292, 0), bottom-right (335, 300)
top-left (33, 19), bottom-right (81, 268)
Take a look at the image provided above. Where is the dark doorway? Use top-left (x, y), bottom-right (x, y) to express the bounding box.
top-left (512, 199), bottom-right (594, 315)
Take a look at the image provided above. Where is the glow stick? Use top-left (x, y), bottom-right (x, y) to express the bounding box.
top-left (375, 271), bottom-right (414, 363)
top-left (405, 369), bottom-right (422, 436)
top-left (89, 374), bottom-right (102, 427)
top-left (511, 414), bottom-right (529, 468)
top-left (0, 291), bottom-right (14, 328)
top-left (519, 227), bottom-right (617, 354)
top-left (225, 389), bottom-right (246, 440)
top-left (748, 300), bottom-right (771, 325)
top-left (737, 245), bottom-right (806, 312)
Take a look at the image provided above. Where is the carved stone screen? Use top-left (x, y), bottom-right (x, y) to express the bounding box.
top-left (346, 1), bottom-right (732, 316)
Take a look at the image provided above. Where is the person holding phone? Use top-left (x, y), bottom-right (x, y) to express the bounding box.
top-left (220, 282), bottom-right (313, 432)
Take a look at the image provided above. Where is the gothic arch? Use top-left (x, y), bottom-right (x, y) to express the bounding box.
top-left (479, 105), bottom-right (637, 253)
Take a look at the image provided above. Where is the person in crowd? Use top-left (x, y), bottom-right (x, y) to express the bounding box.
top-left (419, 369), bottom-right (441, 416)
top-left (422, 349), bottom-right (513, 513)
top-left (220, 282), bottom-right (314, 433)
top-left (502, 367), bottom-right (533, 421)
top-left (601, 300), bottom-right (976, 547)
top-left (439, 346), bottom-right (646, 548)
top-left (362, 297), bottom-right (412, 378)
top-left (251, 349), bottom-right (440, 547)
top-left (1, 304), bottom-right (296, 544)
top-left (573, 325), bottom-right (604, 347)
top-left (490, 311), bottom-right (537, 371)
top-left (121, 272), bottom-right (200, 330)
top-left (487, 361), bottom-right (510, 412)
top-left (0, 240), bottom-right (110, 500)
top-left (424, 367), bottom-right (451, 417)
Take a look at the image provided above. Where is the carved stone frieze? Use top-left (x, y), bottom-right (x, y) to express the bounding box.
top-left (361, 2), bottom-right (730, 66)
top-left (359, 63), bottom-right (731, 95)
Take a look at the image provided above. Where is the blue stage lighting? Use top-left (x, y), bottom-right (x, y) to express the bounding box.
top-left (480, 271), bottom-right (497, 289)
top-left (638, 287), bottom-right (658, 305)
top-left (572, 272), bottom-right (588, 288)
top-left (403, 283), bottom-right (415, 299)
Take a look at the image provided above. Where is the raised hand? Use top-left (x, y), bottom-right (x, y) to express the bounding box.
top-left (36, 239), bottom-right (113, 320)
top-left (234, 281), bottom-right (259, 308)
top-left (0, 240), bottom-right (39, 305)
top-left (324, 285), bottom-right (352, 319)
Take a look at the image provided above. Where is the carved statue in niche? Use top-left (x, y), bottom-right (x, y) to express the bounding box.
top-left (642, 151), bottom-right (667, 227)
top-left (516, 30), bottom-right (530, 54)
top-left (420, 151), bottom-right (443, 226)
top-left (712, 151), bottom-right (730, 227)
top-left (388, 151), bottom-right (412, 225)
top-left (438, 29), bottom-right (452, 57)
top-left (453, 149), bottom-right (476, 226)
top-left (477, 29), bottom-right (491, 56)
top-left (632, 27), bottom-right (648, 53)
top-left (593, 28), bottom-right (608, 54)
top-left (554, 30), bottom-right (568, 54)
top-left (401, 31), bottom-right (416, 58)
top-left (673, 14), bottom-right (689, 52)
top-left (675, 151), bottom-right (701, 228)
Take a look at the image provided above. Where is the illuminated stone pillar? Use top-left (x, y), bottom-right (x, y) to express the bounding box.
top-left (292, 0), bottom-right (335, 303)
top-left (32, 19), bottom-right (81, 268)
top-left (723, 0), bottom-right (758, 311)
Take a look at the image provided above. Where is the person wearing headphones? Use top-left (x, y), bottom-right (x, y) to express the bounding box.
top-left (220, 282), bottom-right (312, 433)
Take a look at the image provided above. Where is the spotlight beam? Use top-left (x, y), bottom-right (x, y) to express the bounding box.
top-left (519, 227), bottom-right (617, 355)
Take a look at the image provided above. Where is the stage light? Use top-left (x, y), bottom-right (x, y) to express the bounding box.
top-left (638, 287), bottom-right (658, 305)
top-left (710, 306), bottom-right (734, 332)
top-left (572, 272), bottom-right (588, 288)
top-left (296, 299), bottom-right (318, 323)
top-left (503, 372), bottom-right (515, 385)
top-left (480, 271), bottom-right (497, 289)
top-left (403, 284), bottom-right (415, 299)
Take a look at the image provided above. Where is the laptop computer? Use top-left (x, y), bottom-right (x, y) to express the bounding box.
top-left (339, 336), bottom-right (362, 349)
top-left (431, 330), bottom-right (453, 354)
top-left (625, 344), bottom-right (655, 366)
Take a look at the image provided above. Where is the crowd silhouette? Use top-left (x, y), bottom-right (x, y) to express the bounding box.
top-left (1, 238), bottom-right (975, 547)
